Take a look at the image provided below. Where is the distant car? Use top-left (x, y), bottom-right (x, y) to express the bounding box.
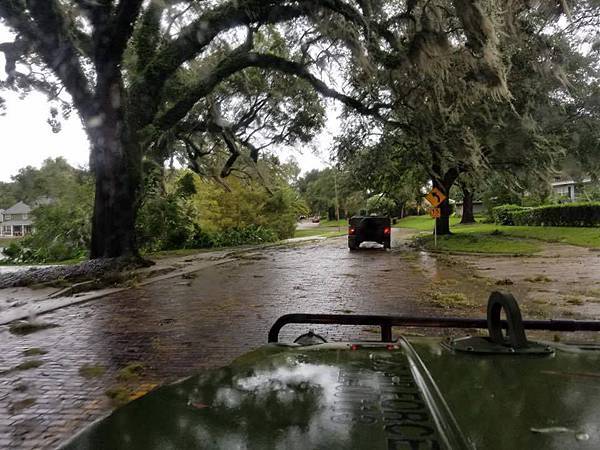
top-left (348, 215), bottom-right (391, 250)
top-left (311, 217), bottom-right (320, 223)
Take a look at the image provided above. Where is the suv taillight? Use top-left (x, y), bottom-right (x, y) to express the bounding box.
top-left (348, 227), bottom-right (355, 235)
top-left (384, 227), bottom-right (391, 235)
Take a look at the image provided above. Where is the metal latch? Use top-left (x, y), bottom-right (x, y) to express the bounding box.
top-left (444, 292), bottom-right (554, 355)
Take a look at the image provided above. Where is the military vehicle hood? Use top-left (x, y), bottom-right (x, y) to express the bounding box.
top-left (60, 338), bottom-right (600, 449)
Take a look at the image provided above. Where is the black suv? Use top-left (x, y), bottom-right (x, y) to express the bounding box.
top-left (347, 215), bottom-right (391, 250)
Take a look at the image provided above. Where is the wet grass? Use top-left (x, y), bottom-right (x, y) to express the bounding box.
top-left (318, 219), bottom-right (348, 227)
top-left (396, 216), bottom-right (462, 230)
top-left (397, 216), bottom-right (600, 248)
top-left (105, 382), bottom-right (157, 407)
top-left (8, 398), bottom-right (36, 413)
top-left (293, 228), bottom-right (346, 238)
top-left (117, 363), bottom-right (144, 381)
top-left (105, 386), bottom-right (130, 407)
top-left (1, 360), bottom-right (44, 376)
top-left (0, 237), bottom-right (19, 246)
top-left (426, 290), bottom-right (477, 309)
top-left (563, 295), bottom-right (585, 306)
top-left (415, 233), bottom-right (541, 255)
top-left (148, 248), bottom-right (214, 259)
top-left (524, 275), bottom-right (553, 283)
top-left (22, 348), bottom-right (48, 357)
top-left (9, 320), bottom-right (60, 336)
top-left (29, 278), bottom-right (72, 290)
top-left (79, 364), bottom-right (107, 378)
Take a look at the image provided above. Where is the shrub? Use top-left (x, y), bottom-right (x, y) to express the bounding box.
top-left (210, 225), bottom-right (278, 247)
top-left (491, 204), bottom-right (527, 225)
top-left (3, 189), bottom-right (92, 263)
top-left (136, 195), bottom-right (196, 252)
top-left (512, 202), bottom-right (600, 227)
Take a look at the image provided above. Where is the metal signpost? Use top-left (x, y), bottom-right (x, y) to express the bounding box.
top-left (425, 187), bottom-right (447, 249)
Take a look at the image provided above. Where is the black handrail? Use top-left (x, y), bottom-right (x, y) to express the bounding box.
top-left (268, 313), bottom-right (600, 343)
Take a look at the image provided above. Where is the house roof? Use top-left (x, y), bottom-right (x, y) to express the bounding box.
top-left (551, 178), bottom-right (592, 187)
top-left (4, 201), bottom-right (32, 214)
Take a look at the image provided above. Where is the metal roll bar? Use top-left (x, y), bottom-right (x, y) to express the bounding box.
top-left (268, 313), bottom-right (600, 343)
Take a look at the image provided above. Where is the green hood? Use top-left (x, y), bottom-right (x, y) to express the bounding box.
top-left (60, 337), bottom-right (600, 449)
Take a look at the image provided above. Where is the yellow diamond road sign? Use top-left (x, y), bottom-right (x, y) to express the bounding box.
top-left (425, 187), bottom-right (446, 207)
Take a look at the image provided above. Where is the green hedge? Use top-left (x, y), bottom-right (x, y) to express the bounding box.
top-left (491, 204), bottom-right (527, 225)
top-left (512, 202), bottom-right (600, 227)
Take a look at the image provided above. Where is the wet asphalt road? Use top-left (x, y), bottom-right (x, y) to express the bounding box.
top-left (2, 232), bottom-right (599, 448)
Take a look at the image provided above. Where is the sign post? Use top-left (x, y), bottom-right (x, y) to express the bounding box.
top-left (429, 207), bottom-right (441, 248)
top-left (425, 188), bottom-right (447, 249)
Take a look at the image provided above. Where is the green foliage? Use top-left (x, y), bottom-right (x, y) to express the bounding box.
top-left (79, 364), bottom-right (107, 379)
top-left (209, 225), bottom-right (277, 247)
top-left (136, 194), bottom-right (197, 252)
top-left (297, 168), bottom-right (367, 218)
top-left (5, 158), bottom-right (87, 205)
top-left (512, 203), bottom-right (600, 227)
top-left (366, 194), bottom-right (395, 216)
top-left (491, 205), bottom-right (528, 225)
top-left (137, 168), bottom-right (297, 252)
top-left (261, 188), bottom-right (300, 239)
top-left (192, 171), bottom-right (299, 240)
top-left (0, 181), bottom-right (18, 209)
top-left (3, 174), bottom-right (93, 263)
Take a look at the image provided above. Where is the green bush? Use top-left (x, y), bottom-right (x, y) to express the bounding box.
top-left (3, 187), bottom-right (93, 263)
top-left (136, 195), bottom-right (197, 252)
top-left (512, 202), bottom-right (600, 227)
top-left (491, 204), bottom-right (527, 225)
top-left (210, 225), bottom-right (278, 247)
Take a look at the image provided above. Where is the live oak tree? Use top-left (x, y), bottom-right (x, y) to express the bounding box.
top-left (323, 0), bottom-right (522, 234)
top-left (0, 0), bottom-right (577, 255)
top-left (456, 14), bottom-right (600, 218)
top-left (335, 1), bottom-right (599, 234)
top-left (159, 48), bottom-right (326, 183)
top-left (0, 0), bottom-right (376, 259)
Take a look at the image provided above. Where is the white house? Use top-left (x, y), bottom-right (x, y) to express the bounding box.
top-left (0, 201), bottom-right (34, 237)
top-left (551, 178), bottom-right (592, 202)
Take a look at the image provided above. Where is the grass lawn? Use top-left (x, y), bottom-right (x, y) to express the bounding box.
top-left (318, 219), bottom-right (348, 227)
top-left (414, 233), bottom-right (542, 254)
top-left (396, 215), bottom-right (600, 254)
top-left (0, 237), bottom-right (19, 247)
top-left (294, 228), bottom-right (346, 238)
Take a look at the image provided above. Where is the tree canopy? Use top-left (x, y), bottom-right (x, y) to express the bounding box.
top-left (1, 0), bottom-right (598, 253)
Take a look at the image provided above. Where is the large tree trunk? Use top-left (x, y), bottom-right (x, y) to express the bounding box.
top-left (433, 179), bottom-right (452, 235)
top-left (88, 76), bottom-right (141, 259)
top-left (460, 186), bottom-right (476, 224)
top-left (90, 136), bottom-right (139, 259)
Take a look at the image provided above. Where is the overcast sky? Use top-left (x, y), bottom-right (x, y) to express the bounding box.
top-left (0, 26), bottom-right (334, 183)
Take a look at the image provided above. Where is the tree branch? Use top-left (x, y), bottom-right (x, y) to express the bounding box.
top-left (0, 0), bottom-right (94, 118)
top-left (155, 51), bottom-right (402, 133)
top-left (109, 0), bottom-right (145, 60)
top-left (133, 0), bottom-right (370, 132)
